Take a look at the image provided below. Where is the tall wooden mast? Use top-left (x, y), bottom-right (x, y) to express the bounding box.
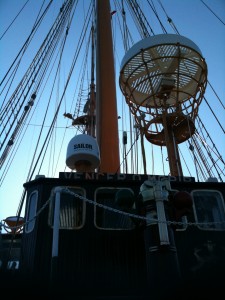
top-left (96, 0), bottom-right (120, 173)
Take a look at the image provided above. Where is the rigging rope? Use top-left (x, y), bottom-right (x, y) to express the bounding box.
top-left (131, 0), bottom-right (152, 37)
top-left (24, 0), bottom-right (93, 183)
top-left (115, 132), bottom-right (140, 174)
top-left (200, 0), bottom-right (225, 27)
top-left (0, 2), bottom-right (63, 140)
top-left (0, 0), bottom-right (53, 96)
top-left (148, 0), bottom-right (167, 34)
top-left (203, 96), bottom-right (225, 134)
top-left (156, 0), bottom-right (179, 34)
top-left (195, 115), bottom-right (225, 166)
top-left (0, 0), bottom-right (30, 40)
top-left (0, 0), bottom-right (75, 171)
top-left (207, 80), bottom-right (225, 110)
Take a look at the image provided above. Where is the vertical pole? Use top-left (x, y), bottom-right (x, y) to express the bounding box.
top-left (51, 188), bottom-right (61, 283)
top-left (87, 25), bottom-right (96, 137)
top-left (162, 111), bottom-right (183, 177)
top-left (96, 0), bottom-right (120, 173)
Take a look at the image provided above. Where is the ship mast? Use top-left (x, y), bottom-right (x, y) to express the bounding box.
top-left (87, 25), bottom-right (96, 137)
top-left (162, 108), bottom-right (183, 177)
top-left (96, 0), bottom-right (120, 173)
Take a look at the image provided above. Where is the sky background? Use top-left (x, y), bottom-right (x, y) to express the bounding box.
top-left (0, 0), bottom-right (225, 231)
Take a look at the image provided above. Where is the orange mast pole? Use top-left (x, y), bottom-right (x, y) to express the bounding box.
top-left (162, 111), bottom-right (183, 177)
top-left (96, 0), bottom-right (120, 173)
top-left (87, 25), bottom-right (96, 137)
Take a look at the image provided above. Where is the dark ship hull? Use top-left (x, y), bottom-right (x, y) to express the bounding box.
top-left (1, 173), bottom-right (225, 299)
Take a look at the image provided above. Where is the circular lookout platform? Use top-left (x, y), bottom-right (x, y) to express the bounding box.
top-left (119, 34), bottom-right (207, 176)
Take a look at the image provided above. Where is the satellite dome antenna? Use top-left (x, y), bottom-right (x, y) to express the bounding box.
top-left (119, 34), bottom-right (207, 177)
top-left (66, 133), bottom-right (100, 172)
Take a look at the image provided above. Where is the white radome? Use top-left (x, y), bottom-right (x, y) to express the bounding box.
top-left (66, 134), bottom-right (100, 172)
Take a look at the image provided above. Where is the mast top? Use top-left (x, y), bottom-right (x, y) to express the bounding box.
top-left (120, 34), bottom-right (203, 69)
top-left (119, 33), bottom-right (207, 109)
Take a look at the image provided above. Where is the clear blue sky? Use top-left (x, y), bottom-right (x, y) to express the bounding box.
top-left (0, 0), bottom-right (225, 230)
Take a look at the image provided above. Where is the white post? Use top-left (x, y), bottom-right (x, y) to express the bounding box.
top-left (52, 188), bottom-right (61, 258)
top-left (50, 187), bottom-right (62, 284)
top-left (154, 182), bottom-right (170, 245)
